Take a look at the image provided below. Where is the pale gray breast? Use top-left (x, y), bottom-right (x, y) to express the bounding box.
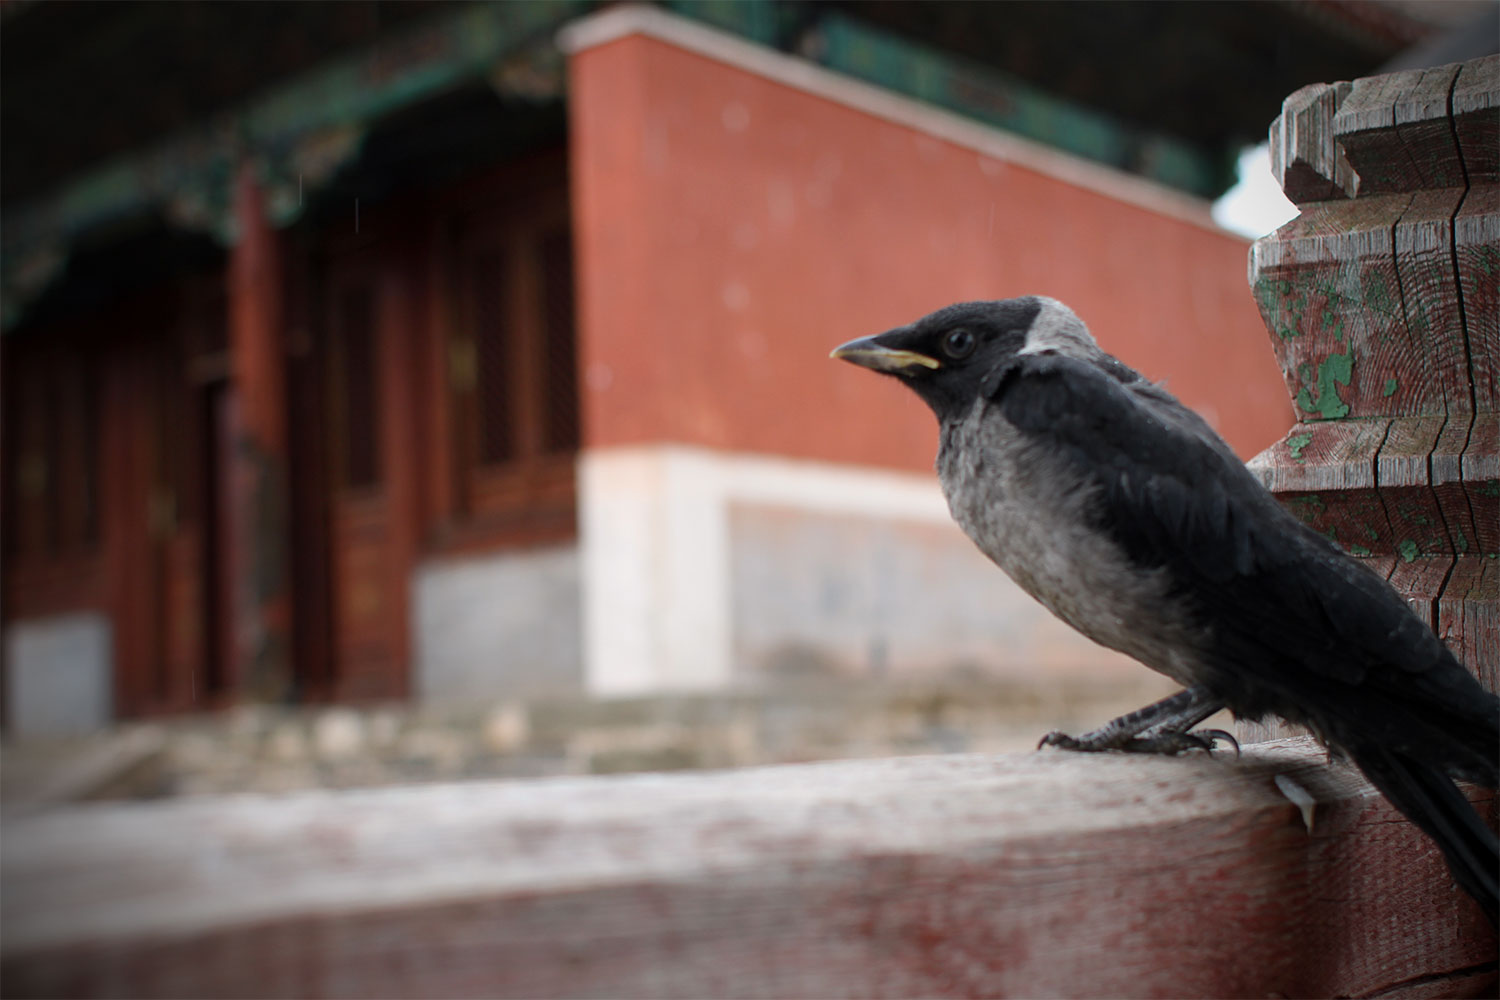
top-left (936, 398), bottom-right (1206, 685)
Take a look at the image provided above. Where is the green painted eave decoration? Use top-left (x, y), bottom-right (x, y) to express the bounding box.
top-left (800, 12), bottom-right (1224, 199)
top-left (662, 0), bottom-right (1224, 194)
top-left (2, 0), bottom-right (588, 331)
top-left (240, 0), bottom-right (581, 167)
top-left (664, 0), bottom-right (791, 47)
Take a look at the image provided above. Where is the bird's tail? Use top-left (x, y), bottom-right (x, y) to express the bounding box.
top-left (1353, 742), bottom-right (1499, 927)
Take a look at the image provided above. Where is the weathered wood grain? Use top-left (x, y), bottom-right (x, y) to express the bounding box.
top-left (1248, 419), bottom-right (1393, 554)
top-left (1250, 194), bottom-right (1416, 421)
top-left (1395, 187), bottom-right (1473, 414)
top-left (1377, 415), bottom-right (1455, 559)
top-left (1459, 413), bottom-right (1499, 555)
top-left (1249, 418), bottom-right (1387, 492)
top-left (1, 739), bottom-right (1494, 999)
top-left (1387, 555), bottom-right (1455, 629)
top-left (1334, 64), bottom-right (1462, 195)
top-left (1431, 411), bottom-right (1481, 557)
top-left (1376, 415), bottom-right (1444, 490)
top-left (1393, 63), bottom-right (1466, 190)
top-left (1365, 553), bottom-right (1400, 583)
top-left (1452, 54), bottom-right (1499, 183)
top-left (1438, 556), bottom-right (1500, 691)
top-left (1232, 717), bottom-right (1303, 746)
top-left (1329, 67), bottom-right (1418, 195)
top-left (1254, 53), bottom-right (1497, 692)
top-left (1270, 81), bottom-right (1357, 204)
top-left (1454, 183), bottom-right (1499, 412)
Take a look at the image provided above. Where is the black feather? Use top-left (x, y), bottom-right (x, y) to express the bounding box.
top-left (989, 350), bottom-right (1500, 919)
top-left (1359, 743), bottom-right (1498, 925)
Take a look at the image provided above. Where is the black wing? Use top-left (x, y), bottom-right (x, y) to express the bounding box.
top-left (990, 351), bottom-right (1498, 920)
top-left (986, 352), bottom-right (1493, 765)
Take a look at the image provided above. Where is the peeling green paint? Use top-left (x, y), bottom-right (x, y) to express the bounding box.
top-left (1382, 377), bottom-right (1398, 397)
top-left (1254, 277), bottom-right (1305, 340)
top-left (1400, 507), bottom-right (1430, 526)
top-left (1476, 480), bottom-right (1500, 498)
top-left (1349, 543), bottom-right (1372, 557)
top-left (1455, 527), bottom-right (1469, 554)
top-left (1253, 277), bottom-right (1289, 315)
top-left (1287, 432), bottom-right (1313, 462)
top-left (1294, 347), bottom-right (1354, 419)
top-left (1285, 494), bottom-right (1326, 523)
top-left (1321, 308), bottom-right (1345, 343)
top-left (1362, 272), bottom-right (1397, 318)
top-left (1398, 539), bottom-right (1419, 563)
top-left (1409, 298), bottom-right (1430, 337)
top-left (1471, 245), bottom-right (1498, 277)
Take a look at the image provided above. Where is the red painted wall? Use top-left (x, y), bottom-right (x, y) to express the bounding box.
top-left (570, 34), bottom-right (1291, 471)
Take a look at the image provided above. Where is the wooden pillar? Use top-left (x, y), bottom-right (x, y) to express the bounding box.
top-left (1246, 55), bottom-right (1498, 711)
top-left (226, 165), bottom-right (292, 702)
top-left (376, 238), bottom-right (421, 701)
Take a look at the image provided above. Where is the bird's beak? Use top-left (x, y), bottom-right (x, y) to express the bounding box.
top-left (829, 335), bottom-right (940, 373)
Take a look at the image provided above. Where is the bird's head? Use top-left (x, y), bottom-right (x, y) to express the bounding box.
top-left (830, 296), bottom-right (1099, 422)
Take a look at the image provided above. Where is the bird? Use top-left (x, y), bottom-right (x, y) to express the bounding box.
top-left (831, 296), bottom-right (1500, 923)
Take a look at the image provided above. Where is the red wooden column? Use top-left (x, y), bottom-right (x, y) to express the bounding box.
top-left (226, 165), bottom-right (292, 701)
top-left (375, 235), bottom-right (421, 700)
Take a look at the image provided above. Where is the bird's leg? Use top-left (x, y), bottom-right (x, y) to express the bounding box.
top-left (1039, 685), bottom-right (1235, 756)
top-left (1039, 687), bottom-right (1211, 749)
top-left (1137, 692), bottom-right (1239, 756)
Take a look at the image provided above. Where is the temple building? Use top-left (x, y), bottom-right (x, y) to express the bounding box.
top-left (3, 0), bottom-right (1454, 734)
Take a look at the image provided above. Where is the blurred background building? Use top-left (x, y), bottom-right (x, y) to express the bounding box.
top-left (2, 0), bottom-right (1488, 741)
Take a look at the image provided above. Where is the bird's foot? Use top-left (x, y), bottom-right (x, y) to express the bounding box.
top-left (1038, 727), bottom-right (1239, 758)
top-left (1131, 728), bottom-right (1240, 757)
top-left (1037, 730), bottom-right (1114, 752)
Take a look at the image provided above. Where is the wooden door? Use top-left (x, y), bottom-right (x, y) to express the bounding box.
top-left (106, 287), bottom-right (229, 716)
top-left (312, 249), bottom-right (411, 702)
top-left (4, 279), bottom-right (232, 720)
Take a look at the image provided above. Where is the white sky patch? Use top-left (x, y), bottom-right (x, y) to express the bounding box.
top-left (1212, 143), bottom-right (1299, 239)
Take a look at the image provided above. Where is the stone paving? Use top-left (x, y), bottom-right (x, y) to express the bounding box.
top-left (2, 672), bottom-right (1207, 809)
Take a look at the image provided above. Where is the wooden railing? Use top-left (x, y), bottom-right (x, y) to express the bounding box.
top-left (4, 50), bottom-right (1497, 1000)
top-left (2, 737), bottom-right (1495, 998)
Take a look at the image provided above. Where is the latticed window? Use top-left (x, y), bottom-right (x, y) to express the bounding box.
top-left (4, 341), bottom-right (99, 560)
top-left (471, 246), bottom-right (517, 467)
top-left (331, 281), bottom-right (381, 491)
top-left (445, 183), bottom-right (577, 543)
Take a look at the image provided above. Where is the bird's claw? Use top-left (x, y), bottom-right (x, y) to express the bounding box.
top-left (1037, 727), bottom-right (1240, 758)
top-left (1037, 730), bottom-right (1091, 751)
top-left (1037, 729), bottom-right (1135, 752)
top-left (1130, 728), bottom-right (1240, 757)
top-left (1191, 728), bottom-right (1241, 758)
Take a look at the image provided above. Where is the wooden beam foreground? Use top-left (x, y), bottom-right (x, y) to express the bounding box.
top-left (3, 736), bottom-right (1494, 998)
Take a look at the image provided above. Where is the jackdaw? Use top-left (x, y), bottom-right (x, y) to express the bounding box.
top-left (832, 296), bottom-right (1499, 923)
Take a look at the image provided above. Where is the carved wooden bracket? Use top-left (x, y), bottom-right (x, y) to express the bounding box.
top-left (1249, 54), bottom-right (1498, 691)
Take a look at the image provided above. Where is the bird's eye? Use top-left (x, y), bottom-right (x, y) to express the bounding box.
top-left (942, 328), bottom-right (976, 359)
